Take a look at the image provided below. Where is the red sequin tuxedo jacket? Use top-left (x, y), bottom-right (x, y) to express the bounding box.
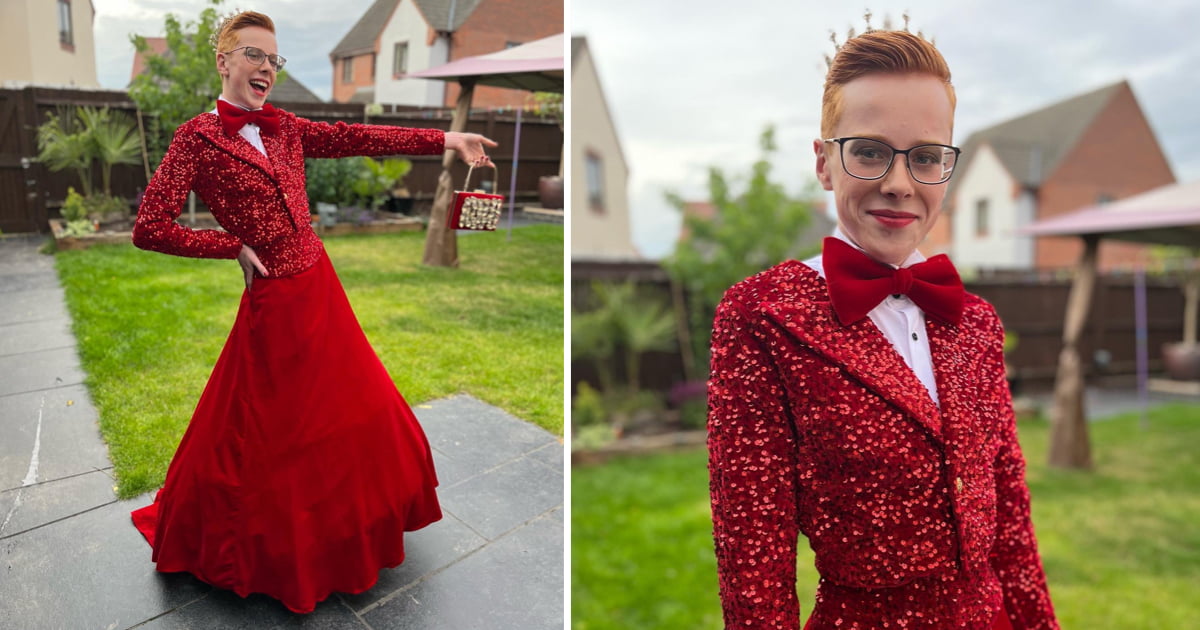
top-left (132, 109), bottom-right (444, 275)
top-left (708, 260), bottom-right (1058, 630)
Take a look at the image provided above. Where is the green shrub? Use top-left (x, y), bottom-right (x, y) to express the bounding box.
top-left (83, 193), bottom-right (131, 220)
top-left (62, 187), bottom-right (87, 222)
top-left (305, 156), bottom-right (412, 211)
top-left (573, 382), bottom-right (606, 427)
top-left (305, 157), bottom-right (363, 208)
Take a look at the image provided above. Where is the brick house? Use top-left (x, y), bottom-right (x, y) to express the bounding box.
top-left (928, 80), bottom-right (1175, 272)
top-left (329, 0), bottom-right (562, 108)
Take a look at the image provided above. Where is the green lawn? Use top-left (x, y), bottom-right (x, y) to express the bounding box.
top-left (571, 406), bottom-right (1200, 629)
top-left (56, 226), bottom-right (563, 498)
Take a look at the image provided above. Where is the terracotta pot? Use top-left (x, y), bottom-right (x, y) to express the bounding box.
top-left (538, 175), bottom-right (564, 209)
top-left (1162, 342), bottom-right (1200, 381)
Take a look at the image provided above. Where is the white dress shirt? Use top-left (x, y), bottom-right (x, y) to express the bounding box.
top-left (213, 96), bottom-right (268, 157)
top-left (803, 227), bottom-right (940, 406)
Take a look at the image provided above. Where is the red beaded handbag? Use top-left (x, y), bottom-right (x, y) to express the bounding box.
top-left (448, 164), bottom-right (503, 231)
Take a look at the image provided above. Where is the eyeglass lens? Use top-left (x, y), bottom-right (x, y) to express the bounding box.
top-left (842, 138), bottom-right (957, 184)
top-left (242, 47), bottom-right (286, 71)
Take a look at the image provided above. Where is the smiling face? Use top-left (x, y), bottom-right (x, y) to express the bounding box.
top-left (815, 72), bottom-right (954, 266)
top-left (216, 26), bottom-right (277, 109)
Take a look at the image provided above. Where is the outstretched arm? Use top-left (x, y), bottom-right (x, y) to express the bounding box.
top-left (296, 116), bottom-right (496, 166)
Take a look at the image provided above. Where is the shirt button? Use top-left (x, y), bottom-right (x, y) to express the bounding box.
top-left (956, 477), bottom-right (964, 493)
top-left (912, 332), bottom-right (918, 341)
top-left (283, 193), bottom-right (288, 200)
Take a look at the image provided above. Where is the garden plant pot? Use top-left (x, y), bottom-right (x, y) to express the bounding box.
top-left (1162, 341), bottom-right (1200, 381)
top-left (538, 175), bottom-right (564, 209)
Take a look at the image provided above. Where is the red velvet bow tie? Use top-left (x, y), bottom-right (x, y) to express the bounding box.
top-left (216, 100), bottom-right (280, 136)
top-left (822, 236), bottom-right (964, 326)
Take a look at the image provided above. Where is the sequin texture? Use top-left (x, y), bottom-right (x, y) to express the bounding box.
top-left (133, 109), bottom-right (444, 276)
top-left (708, 260), bottom-right (1059, 629)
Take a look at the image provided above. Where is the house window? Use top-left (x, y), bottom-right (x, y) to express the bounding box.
top-left (393, 42), bottom-right (409, 76)
top-left (975, 198), bottom-right (989, 238)
top-left (342, 57), bottom-right (353, 83)
top-left (370, 53), bottom-right (376, 78)
top-left (1097, 193), bottom-right (1114, 205)
top-left (58, 0), bottom-right (74, 48)
top-left (505, 41), bottom-right (521, 49)
top-left (585, 151), bottom-right (605, 213)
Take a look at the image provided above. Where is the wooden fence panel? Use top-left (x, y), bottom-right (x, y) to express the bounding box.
top-left (570, 262), bottom-right (1200, 400)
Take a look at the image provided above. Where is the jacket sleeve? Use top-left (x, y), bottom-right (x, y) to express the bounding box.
top-left (295, 116), bottom-right (445, 159)
top-left (708, 296), bottom-right (802, 630)
top-left (985, 317), bottom-right (1060, 630)
top-left (131, 124), bottom-right (243, 259)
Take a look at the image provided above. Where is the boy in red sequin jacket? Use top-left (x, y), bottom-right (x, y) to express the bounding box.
top-left (132, 13), bottom-right (494, 281)
top-left (707, 28), bottom-right (1059, 630)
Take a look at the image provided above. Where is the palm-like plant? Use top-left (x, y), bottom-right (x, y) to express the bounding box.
top-left (37, 106), bottom-right (142, 200)
top-left (36, 108), bottom-right (93, 196)
top-left (575, 282), bottom-right (678, 393)
top-left (78, 108), bottom-right (141, 196)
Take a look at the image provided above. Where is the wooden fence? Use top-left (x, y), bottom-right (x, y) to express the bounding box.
top-left (571, 260), bottom-right (1198, 400)
top-left (0, 86), bottom-right (562, 234)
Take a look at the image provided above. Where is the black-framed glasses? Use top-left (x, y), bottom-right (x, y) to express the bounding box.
top-left (224, 46), bottom-right (287, 72)
top-left (824, 137), bottom-right (961, 185)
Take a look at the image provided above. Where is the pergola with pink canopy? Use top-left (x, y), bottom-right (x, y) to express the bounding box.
top-left (1024, 179), bottom-right (1200, 469)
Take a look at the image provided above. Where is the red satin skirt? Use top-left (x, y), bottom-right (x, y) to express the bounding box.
top-left (131, 250), bottom-right (441, 613)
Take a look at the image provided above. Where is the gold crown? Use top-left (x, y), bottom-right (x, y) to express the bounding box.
top-left (824, 9), bottom-right (936, 68)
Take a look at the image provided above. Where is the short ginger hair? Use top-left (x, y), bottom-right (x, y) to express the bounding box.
top-left (214, 10), bottom-right (275, 54)
top-left (820, 29), bottom-right (955, 138)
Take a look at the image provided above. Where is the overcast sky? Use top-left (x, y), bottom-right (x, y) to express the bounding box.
top-left (573, 0), bottom-right (1200, 259)
top-left (93, 0), bottom-right (376, 101)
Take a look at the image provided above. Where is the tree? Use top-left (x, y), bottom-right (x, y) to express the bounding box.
top-left (128, 0), bottom-right (286, 167)
top-left (128, 0), bottom-right (225, 164)
top-left (663, 125), bottom-right (820, 375)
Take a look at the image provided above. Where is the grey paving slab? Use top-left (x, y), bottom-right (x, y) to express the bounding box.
top-left (527, 441), bottom-right (565, 475)
top-left (362, 512), bottom-right (563, 630)
top-left (338, 512), bottom-right (487, 612)
top-left (0, 287), bottom-right (68, 326)
top-left (0, 317), bottom-right (75, 357)
top-left (0, 384), bottom-right (110, 489)
top-left (0, 469), bottom-right (115, 537)
top-left (0, 235), bottom-right (52, 267)
top-left (0, 346), bottom-right (85, 397)
top-left (0, 271), bottom-right (56, 294)
top-left (417, 395), bottom-right (557, 488)
top-left (1027, 385), bottom-right (1200, 421)
top-left (137, 587), bottom-right (365, 630)
top-left (0, 496), bottom-right (213, 630)
top-left (437, 454), bottom-right (562, 541)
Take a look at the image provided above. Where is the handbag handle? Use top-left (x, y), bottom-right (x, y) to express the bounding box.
top-left (462, 164), bottom-right (499, 193)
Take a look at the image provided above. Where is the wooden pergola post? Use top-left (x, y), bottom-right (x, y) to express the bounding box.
top-left (1048, 235), bottom-right (1099, 469)
top-left (422, 79), bottom-right (477, 268)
